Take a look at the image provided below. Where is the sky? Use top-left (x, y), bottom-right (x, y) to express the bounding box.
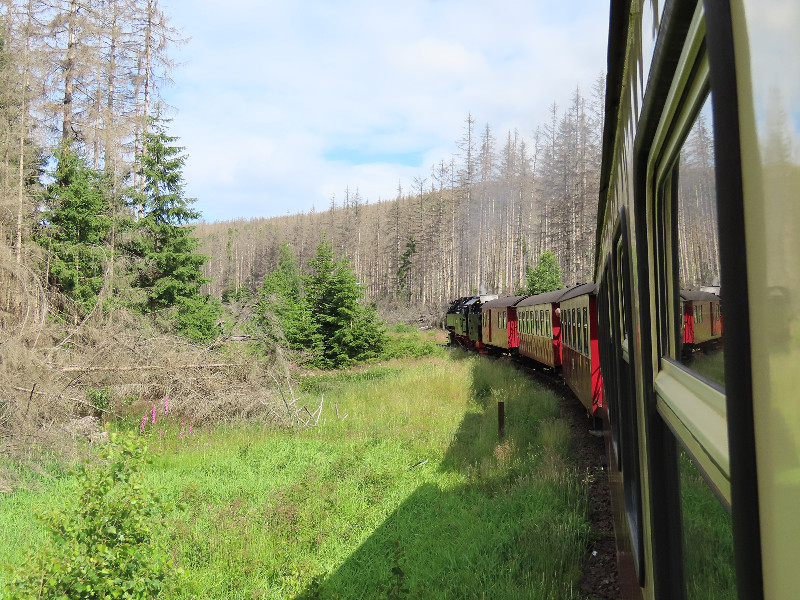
top-left (159, 0), bottom-right (610, 223)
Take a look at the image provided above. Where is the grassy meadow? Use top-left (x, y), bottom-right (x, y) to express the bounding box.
top-left (0, 351), bottom-right (590, 599)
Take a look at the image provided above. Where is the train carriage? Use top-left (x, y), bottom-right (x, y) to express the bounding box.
top-left (481, 295), bottom-right (527, 352)
top-left (517, 289), bottom-right (564, 368)
top-left (680, 290), bottom-right (723, 347)
top-left (559, 284), bottom-right (603, 416)
top-left (596, 0), bottom-right (800, 598)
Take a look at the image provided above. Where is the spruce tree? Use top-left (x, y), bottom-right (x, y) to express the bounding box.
top-left (525, 251), bottom-right (564, 295)
top-left (304, 236), bottom-right (384, 368)
top-left (128, 117), bottom-right (220, 340)
top-left (38, 145), bottom-right (112, 312)
top-left (255, 241), bottom-right (313, 348)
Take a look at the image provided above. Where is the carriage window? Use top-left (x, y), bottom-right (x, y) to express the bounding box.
top-left (583, 307), bottom-right (589, 355)
top-left (654, 85), bottom-right (735, 598)
top-left (675, 96), bottom-right (724, 388)
top-left (546, 310), bottom-right (551, 337)
top-left (572, 308), bottom-right (577, 348)
top-left (577, 309), bottom-right (583, 355)
top-left (680, 450), bottom-right (736, 598)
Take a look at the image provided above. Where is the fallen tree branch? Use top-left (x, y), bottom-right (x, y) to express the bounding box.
top-left (313, 394), bottom-right (324, 426)
top-left (11, 386), bottom-right (112, 413)
top-left (60, 363), bottom-right (246, 373)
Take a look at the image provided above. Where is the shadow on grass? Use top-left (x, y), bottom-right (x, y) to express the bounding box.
top-left (293, 357), bottom-right (588, 600)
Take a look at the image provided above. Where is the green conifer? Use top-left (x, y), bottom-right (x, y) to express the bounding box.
top-left (38, 145), bottom-right (112, 312)
top-left (525, 251), bottom-right (564, 295)
top-left (127, 117), bottom-right (220, 340)
top-left (304, 237), bottom-right (385, 368)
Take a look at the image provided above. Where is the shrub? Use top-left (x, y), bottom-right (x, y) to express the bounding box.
top-left (3, 433), bottom-right (182, 599)
top-left (379, 331), bottom-right (441, 360)
top-left (174, 294), bottom-right (222, 342)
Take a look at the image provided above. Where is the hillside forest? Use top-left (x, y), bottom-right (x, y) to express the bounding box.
top-left (195, 87), bottom-right (607, 318)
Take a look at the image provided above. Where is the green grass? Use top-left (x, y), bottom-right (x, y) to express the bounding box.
top-left (378, 326), bottom-right (445, 361)
top-left (680, 450), bottom-right (736, 599)
top-left (0, 354), bottom-right (589, 599)
top-left (685, 348), bottom-right (725, 387)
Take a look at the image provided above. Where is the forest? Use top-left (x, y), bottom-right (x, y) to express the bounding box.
top-left (195, 87), bottom-right (607, 319)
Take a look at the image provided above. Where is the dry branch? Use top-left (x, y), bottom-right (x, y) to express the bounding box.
top-left (60, 363), bottom-right (245, 372)
top-left (11, 386), bottom-right (112, 413)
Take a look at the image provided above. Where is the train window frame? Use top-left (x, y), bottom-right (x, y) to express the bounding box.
top-left (571, 308), bottom-right (577, 348)
top-left (647, 12), bottom-right (731, 507)
top-left (583, 306), bottom-right (589, 355)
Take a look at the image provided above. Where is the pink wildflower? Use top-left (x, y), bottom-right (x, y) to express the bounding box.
top-left (140, 415), bottom-right (147, 434)
top-left (151, 404), bottom-right (156, 424)
top-left (189, 424), bottom-right (193, 436)
top-left (164, 393), bottom-right (169, 414)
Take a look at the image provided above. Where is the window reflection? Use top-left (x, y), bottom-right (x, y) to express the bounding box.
top-left (680, 449), bottom-right (736, 598)
top-left (676, 95), bottom-right (725, 387)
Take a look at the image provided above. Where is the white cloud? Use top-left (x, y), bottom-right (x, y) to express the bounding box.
top-left (160, 0), bottom-right (609, 222)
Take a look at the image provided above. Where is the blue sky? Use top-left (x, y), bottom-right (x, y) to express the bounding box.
top-left (159, 0), bottom-right (609, 223)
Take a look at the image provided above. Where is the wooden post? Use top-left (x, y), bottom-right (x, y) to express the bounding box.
top-left (498, 401), bottom-right (505, 439)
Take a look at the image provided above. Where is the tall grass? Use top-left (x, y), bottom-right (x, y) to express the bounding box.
top-left (0, 353), bottom-right (589, 599)
top-left (680, 450), bottom-right (736, 599)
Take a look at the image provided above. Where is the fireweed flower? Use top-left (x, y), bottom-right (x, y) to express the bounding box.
top-left (151, 405), bottom-right (156, 424)
top-left (140, 415), bottom-right (147, 434)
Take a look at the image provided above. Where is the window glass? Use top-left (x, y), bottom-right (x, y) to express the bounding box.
top-left (675, 95), bottom-right (724, 387)
top-left (583, 307), bottom-right (589, 355)
top-left (572, 308), bottom-right (577, 348)
top-left (577, 309), bottom-right (583, 356)
top-left (680, 449), bottom-right (735, 598)
top-left (547, 310), bottom-right (551, 337)
top-left (567, 309), bottom-right (572, 348)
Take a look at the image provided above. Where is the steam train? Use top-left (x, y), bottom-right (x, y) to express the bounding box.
top-left (449, 1), bottom-right (800, 598)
